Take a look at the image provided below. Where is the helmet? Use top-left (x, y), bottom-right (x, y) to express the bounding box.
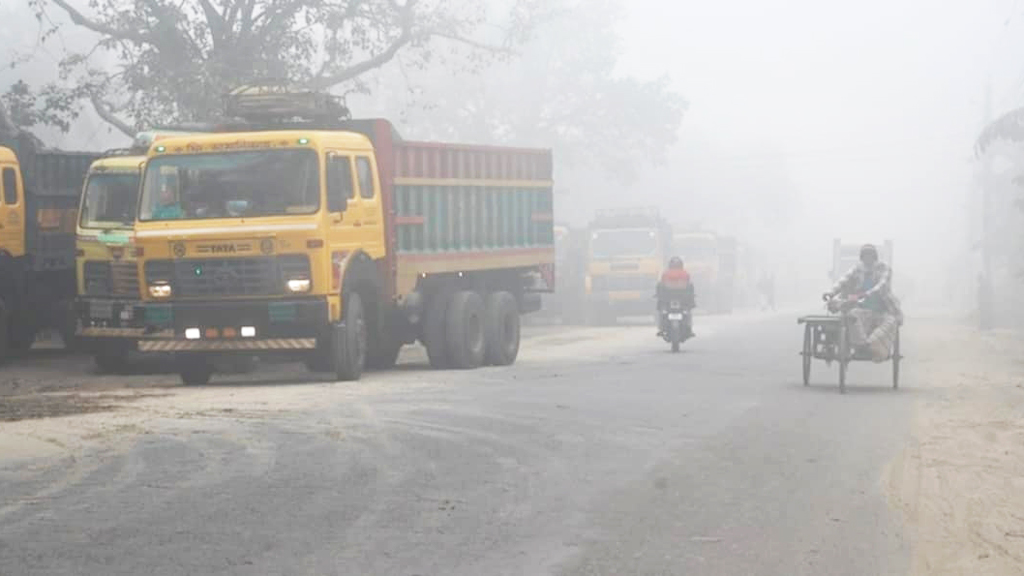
top-left (860, 244), bottom-right (878, 262)
top-left (668, 256), bottom-right (683, 269)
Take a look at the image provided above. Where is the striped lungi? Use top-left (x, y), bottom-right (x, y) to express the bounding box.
top-left (848, 308), bottom-right (898, 362)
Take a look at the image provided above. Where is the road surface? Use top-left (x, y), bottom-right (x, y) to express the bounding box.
top-left (0, 312), bottom-right (915, 575)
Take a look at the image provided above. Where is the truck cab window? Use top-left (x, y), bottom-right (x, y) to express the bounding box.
top-left (2, 167), bottom-right (18, 205)
top-left (356, 157), bottom-right (375, 199)
top-left (327, 154), bottom-right (355, 212)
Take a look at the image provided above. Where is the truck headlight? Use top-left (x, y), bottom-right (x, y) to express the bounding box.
top-left (286, 278), bottom-right (311, 293)
top-left (148, 283), bottom-right (172, 298)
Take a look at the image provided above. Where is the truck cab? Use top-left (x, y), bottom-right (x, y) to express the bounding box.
top-left (673, 231), bottom-right (720, 312)
top-left (584, 208), bottom-right (672, 323)
top-left (75, 152), bottom-right (146, 370)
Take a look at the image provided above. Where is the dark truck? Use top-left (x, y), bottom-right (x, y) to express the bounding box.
top-left (0, 136), bottom-right (99, 360)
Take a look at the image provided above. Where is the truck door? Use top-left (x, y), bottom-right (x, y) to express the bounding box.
top-left (352, 155), bottom-right (385, 259)
top-left (325, 151), bottom-right (361, 257)
top-left (0, 163), bottom-right (25, 258)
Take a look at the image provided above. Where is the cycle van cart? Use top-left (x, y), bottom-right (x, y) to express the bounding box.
top-left (797, 298), bottom-right (901, 394)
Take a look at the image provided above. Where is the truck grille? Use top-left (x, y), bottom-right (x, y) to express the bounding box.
top-left (83, 261), bottom-right (110, 295)
top-left (592, 274), bottom-right (657, 292)
top-left (83, 261), bottom-right (141, 297)
top-left (111, 262), bottom-right (140, 296)
top-left (145, 255), bottom-right (311, 298)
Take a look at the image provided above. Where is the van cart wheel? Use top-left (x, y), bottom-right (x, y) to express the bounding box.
top-left (484, 291), bottom-right (520, 366)
top-left (332, 292), bottom-right (367, 382)
top-left (424, 290), bottom-right (453, 369)
top-left (179, 355), bottom-right (214, 386)
top-left (447, 291), bottom-right (486, 369)
top-left (802, 323), bottom-right (812, 386)
top-left (837, 325), bottom-right (848, 394)
top-left (892, 330), bottom-right (901, 389)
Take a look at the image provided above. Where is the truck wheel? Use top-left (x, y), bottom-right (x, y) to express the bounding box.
top-left (447, 291), bottom-right (486, 369)
top-left (8, 324), bottom-right (36, 352)
top-left (179, 355), bottom-right (214, 386)
top-left (424, 291), bottom-right (453, 369)
top-left (331, 291), bottom-right (367, 381)
top-left (484, 291), bottom-right (520, 366)
top-left (94, 346), bottom-right (130, 374)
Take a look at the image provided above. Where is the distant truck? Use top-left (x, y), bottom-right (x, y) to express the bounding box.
top-left (830, 239), bottom-right (893, 284)
top-left (672, 229), bottom-right (735, 314)
top-left (0, 136), bottom-right (99, 361)
top-left (93, 86), bottom-right (555, 385)
top-left (583, 207), bottom-right (672, 323)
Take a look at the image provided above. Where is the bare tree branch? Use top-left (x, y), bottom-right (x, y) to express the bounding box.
top-left (309, 31), bottom-right (416, 90)
top-left (90, 94), bottom-right (135, 138)
top-left (48, 0), bottom-right (151, 44)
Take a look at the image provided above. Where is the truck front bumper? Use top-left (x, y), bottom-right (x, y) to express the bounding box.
top-left (586, 292), bottom-right (655, 316)
top-left (76, 298), bottom-right (145, 338)
top-left (133, 297), bottom-right (328, 353)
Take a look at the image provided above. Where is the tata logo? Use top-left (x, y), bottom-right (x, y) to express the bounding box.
top-left (199, 244), bottom-right (237, 254)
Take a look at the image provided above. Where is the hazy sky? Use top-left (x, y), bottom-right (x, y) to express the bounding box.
top-left (615, 0), bottom-right (1024, 298)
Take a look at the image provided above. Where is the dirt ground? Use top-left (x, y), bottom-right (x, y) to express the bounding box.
top-left (885, 320), bottom-right (1024, 576)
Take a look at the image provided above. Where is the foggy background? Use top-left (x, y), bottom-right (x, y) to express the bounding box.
top-left (4, 0), bottom-right (1023, 317)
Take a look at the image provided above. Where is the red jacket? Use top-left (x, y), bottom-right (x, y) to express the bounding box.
top-left (660, 268), bottom-right (691, 289)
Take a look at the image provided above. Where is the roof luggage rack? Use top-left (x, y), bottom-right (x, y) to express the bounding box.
top-left (224, 82), bottom-right (351, 123)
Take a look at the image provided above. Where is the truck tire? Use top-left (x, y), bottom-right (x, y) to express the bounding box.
top-left (331, 291), bottom-right (367, 381)
top-left (446, 290), bottom-right (486, 369)
top-left (179, 355), bottom-right (214, 386)
top-left (94, 345), bottom-right (130, 374)
top-left (484, 291), bottom-right (520, 366)
top-left (424, 291), bottom-right (453, 369)
top-left (8, 324), bottom-right (35, 352)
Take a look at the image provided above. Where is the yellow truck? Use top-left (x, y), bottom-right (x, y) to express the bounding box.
top-left (0, 138), bottom-right (98, 360)
top-left (75, 131), bottom-right (204, 372)
top-left (584, 208), bottom-right (672, 323)
top-left (672, 230), bottom-right (735, 314)
top-left (120, 87), bottom-right (554, 385)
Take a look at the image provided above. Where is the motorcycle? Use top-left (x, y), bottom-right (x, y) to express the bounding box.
top-left (660, 300), bottom-right (693, 352)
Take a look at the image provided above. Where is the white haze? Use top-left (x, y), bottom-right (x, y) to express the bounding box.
top-left (5, 0), bottom-right (1024, 312)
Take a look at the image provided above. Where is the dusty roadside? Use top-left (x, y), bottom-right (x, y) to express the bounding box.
top-left (885, 319), bottom-right (1024, 575)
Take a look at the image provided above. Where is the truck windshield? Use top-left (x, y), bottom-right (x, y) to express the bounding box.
top-left (590, 229), bottom-right (658, 259)
top-left (139, 149), bottom-right (319, 221)
top-left (79, 172), bottom-right (140, 229)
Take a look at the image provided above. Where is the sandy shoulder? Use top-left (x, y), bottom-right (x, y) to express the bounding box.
top-left (885, 320), bottom-right (1024, 576)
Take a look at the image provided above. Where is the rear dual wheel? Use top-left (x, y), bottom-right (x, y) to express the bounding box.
top-left (423, 290), bottom-right (520, 370)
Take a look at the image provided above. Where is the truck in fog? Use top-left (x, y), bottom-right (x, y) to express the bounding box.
top-left (583, 207), bottom-right (672, 324)
top-left (0, 137), bottom-right (99, 361)
top-left (672, 229), bottom-right (735, 314)
top-left (119, 86), bottom-right (555, 385)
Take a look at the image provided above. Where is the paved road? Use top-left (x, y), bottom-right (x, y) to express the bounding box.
top-left (0, 312), bottom-right (914, 575)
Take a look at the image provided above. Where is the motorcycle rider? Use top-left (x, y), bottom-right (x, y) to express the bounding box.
top-left (822, 243), bottom-right (902, 361)
top-left (655, 256), bottom-right (696, 337)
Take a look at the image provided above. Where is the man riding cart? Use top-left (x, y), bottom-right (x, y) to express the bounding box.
top-left (822, 244), bottom-right (902, 361)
